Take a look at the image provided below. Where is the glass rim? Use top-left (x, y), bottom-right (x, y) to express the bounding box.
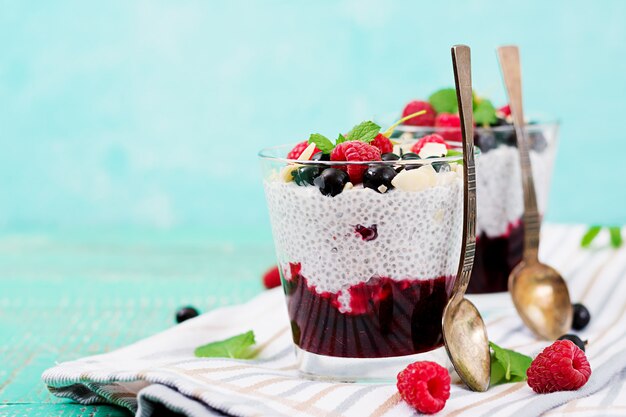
top-left (394, 119), bottom-right (560, 134)
top-left (258, 143), bottom-right (480, 165)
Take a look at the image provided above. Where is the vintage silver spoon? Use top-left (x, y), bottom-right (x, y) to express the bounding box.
top-left (497, 45), bottom-right (573, 340)
top-left (441, 44), bottom-right (490, 392)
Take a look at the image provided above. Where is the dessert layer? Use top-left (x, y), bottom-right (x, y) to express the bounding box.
top-left (285, 269), bottom-right (454, 358)
top-left (264, 179), bottom-right (463, 305)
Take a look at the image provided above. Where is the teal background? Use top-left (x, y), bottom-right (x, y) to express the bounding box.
top-left (1, 0), bottom-right (625, 236)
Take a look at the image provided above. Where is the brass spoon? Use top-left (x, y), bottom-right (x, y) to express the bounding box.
top-left (441, 45), bottom-right (490, 392)
top-left (497, 45), bottom-right (573, 340)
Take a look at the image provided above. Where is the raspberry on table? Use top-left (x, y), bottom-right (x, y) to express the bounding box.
top-left (330, 141), bottom-right (381, 184)
top-left (402, 100), bottom-right (436, 126)
top-left (262, 265), bottom-right (281, 289)
top-left (287, 141), bottom-right (320, 160)
top-left (396, 361), bottom-right (450, 414)
top-left (370, 133), bottom-right (394, 154)
top-left (411, 134), bottom-right (451, 154)
top-left (527, 340), bottom-right (592, 393)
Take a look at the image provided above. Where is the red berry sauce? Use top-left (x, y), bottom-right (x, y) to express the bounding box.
top-left (469, 220), bottom-right (524, 293)
top-left (282, 263), bottom-right (455, 358)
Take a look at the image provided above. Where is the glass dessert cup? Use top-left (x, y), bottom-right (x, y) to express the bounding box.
top-left (393, 121), bottom-right (559, 293)
top-left (259, 144), bottom-right (473, 381)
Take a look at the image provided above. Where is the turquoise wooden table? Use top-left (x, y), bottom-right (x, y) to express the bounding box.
top-left (0, 230), bottom-right (274, 416)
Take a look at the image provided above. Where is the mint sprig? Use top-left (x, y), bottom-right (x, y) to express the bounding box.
top-left (345, 121), bottom-right (381, 143)
top-left (308, 133), bottom-right (334, 154)
top-left (489, 341), bottom-right (532, 387)
top-left (580, 225), bottom-right (623, 248)
top-left (195, 330), bottom-right (257, 359)
top-left (610, 226), bottom-right (623, 248)
top-left (429, 88), bottom-right (458, 114)
top-left (581, 225), bottom-right (602, 248)
top-left (474, 99), bottom-right (497, 125)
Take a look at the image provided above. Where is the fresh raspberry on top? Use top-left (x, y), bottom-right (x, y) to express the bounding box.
top-left (402, 100), bottom-right (436, 126)
top-left (330, 141), bottom-right (381, 184)
top-left (435, 113), bottom-right (462, 142)
top-left (527, 340), bottom-right (592, 394)
top-left (287, 141), bottom-right (320, 160)
top-left (370, 133), bottom-right (394, 154)
top-left (498, 104), bottom-right (511, 117)
top-left (397, 361), bottom-right (450, 414)
top-left (411, 134), bottom-right (451, 154)
top-left (262, 265), bottom-right (281, 289)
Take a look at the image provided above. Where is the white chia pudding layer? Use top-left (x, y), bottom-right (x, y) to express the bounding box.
top-left (264, 172), bottom-right (463, 299)
top-left (476, 145), bottom-right (554, 237)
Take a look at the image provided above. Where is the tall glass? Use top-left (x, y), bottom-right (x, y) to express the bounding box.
top-left (393, 122), bottom-right (559, 293)
top-left (259, 145), bottom-right (473, 380)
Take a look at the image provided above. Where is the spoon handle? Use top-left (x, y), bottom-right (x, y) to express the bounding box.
top-left (451, 45), bottom-right (477, 298)
top-left (497, 46), bottom-right (541, 262)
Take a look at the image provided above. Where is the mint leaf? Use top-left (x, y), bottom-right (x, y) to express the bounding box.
top-left (489, 341), bottom-right (532, 386)
top-left (308, 134), bottom-right (334, 154)
top-left (336, 133), bottom-right (347, 145)
top-left (490, 357), bottom-right (507, 386)
top-left (446, 149), bottom-right (463, 157)
top-left (609, 226), bottom-right (623, 248)
top-left (428, 88), bottom-right (458, 114)
top-left (581, 225), bottom-right (602, 248)
top-left (474, 99), bottom-right (497, 125)
top-left (195, 330), bottom-right (256, 359)
top-left (345, 121), bottom-right (381, 143)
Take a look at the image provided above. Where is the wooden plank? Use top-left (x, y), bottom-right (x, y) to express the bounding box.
top-left (0, 233), bottom-right (275, 416)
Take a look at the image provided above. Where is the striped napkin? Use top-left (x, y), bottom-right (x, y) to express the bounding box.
top-left (42, 224), bottom-right (626, 417)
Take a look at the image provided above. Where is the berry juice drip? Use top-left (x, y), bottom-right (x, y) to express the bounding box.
top-left (282, 265), bottom-right (454, 358)
top-left (468, 220), bottom-right (524, 293)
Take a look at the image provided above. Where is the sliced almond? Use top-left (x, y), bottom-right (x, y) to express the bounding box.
top-left (391, 164), bottom-right (437, 192)
top-left (298, 142), bottom-right (318, 161)
top-left (281, 142), bottom-right (319, 182)
top-left (418, 142), bottom-right (447, 159)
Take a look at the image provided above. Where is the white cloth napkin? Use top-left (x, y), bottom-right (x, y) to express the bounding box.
top-left (43, 225), bottom-right (626, 417)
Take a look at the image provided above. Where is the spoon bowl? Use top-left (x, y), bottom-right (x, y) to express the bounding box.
top-left (509, 261), bottom-right (572, 339)
top-left (442, 296), bottom-right (490, 391)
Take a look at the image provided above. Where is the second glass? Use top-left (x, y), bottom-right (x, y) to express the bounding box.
top-left (393, 122), bottom-right (559, 293)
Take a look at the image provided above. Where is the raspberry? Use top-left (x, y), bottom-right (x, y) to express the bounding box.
top-left (286, 141), bottom-right (320, 160)
top-left (498, 104), bottom-right (511, 117)
top-left (527, 340), bottom-right (592, 394)
top-left (370, 133), bottom-right (393, 154)
top-left (435, 113), bottom-right (462, 142)
top-left (262, 265), bottom-right (281, 289)
top-left (411, 134), bottom-right (451, 154)
top-left (402, 100), bottom-right (436, 126)
top-left (330, 141), bottom-right (381, 184)
top-left (397, 361), bottom-right (450, 414)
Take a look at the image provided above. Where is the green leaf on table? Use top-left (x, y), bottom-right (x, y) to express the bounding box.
top-left (428, 88), bottom-right (458, 114)
top-left (489, 341), bottom-right (532, 387)
top-left (195, 330), bottom-right (257, 359)
top-left (308, 133), bottom-right (335, 154)
top-left (474, 99), bottom-right (497, 125)
top-left (344, 121), bottom-right (381, 143)
top-left (581, 225), bottom-right (602, 248)
top-left (609, 226), bottom-right (623, 248)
